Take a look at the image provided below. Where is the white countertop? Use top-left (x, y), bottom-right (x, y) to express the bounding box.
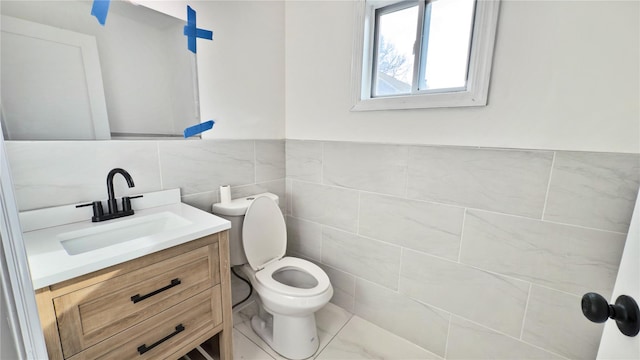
top-left (21, 189), bottom-right (230, 289)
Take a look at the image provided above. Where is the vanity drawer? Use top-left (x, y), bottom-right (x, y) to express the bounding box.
top-left (54, 242), bottom-right (220, 358)
top-left (68, 286), bottom-right (222, 360)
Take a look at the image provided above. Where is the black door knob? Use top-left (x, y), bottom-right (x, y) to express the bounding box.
top-left (581, 292), bottom-right (640, 337)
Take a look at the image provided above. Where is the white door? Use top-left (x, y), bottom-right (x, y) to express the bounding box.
top-left (596, 189), bottom-right (640, 359)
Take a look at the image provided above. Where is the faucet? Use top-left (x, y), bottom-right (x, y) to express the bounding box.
top-left (106, 168), bottom-right (134, 214)
top-left (76, 168), bottom-right (143, 222)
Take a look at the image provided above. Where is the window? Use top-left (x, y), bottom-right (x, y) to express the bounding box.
top-left (352, 0), bottom-right (500, 110)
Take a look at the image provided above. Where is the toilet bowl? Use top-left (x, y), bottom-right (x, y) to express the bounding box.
top-left (212, 193), bottom-right (333, 360)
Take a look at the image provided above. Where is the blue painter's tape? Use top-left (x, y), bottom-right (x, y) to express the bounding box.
top-left (184, 26), bottom-right (197, 53)
top-left (197, 28), bottom-right (213, 40)
top-left (187, 5), bottom-right (195, 26)
top-left (91, 0), bottom-right (111, 26)
top-left (184, 120), bottom-right (215, 138)
top-left (184, 5), bottom-right (213, 53)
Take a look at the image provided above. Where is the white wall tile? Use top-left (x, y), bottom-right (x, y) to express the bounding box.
top-left (323, 142), bottom-right (408, 196)
top-left (291, 181), bottom-right (359, 232)
top-left (322, 227), bottom-right (401, 290)
top-left (354, 279), bottom-right (450, 357)
top-left (316, 262), bottom-right (356, 312)
top-left (399, 249), bottom-right (530, 336)
top-left (446, 316), bottom-right (564, 359)
top-left (461, 210), bottom-right (626, 297)
top-left (282, 141), bottom-right (639, 359)
top-left (407, 146), bottom-right (553, 218)
top-left (285, 179), bottom-right (293, 215)
top-left (544, 151), bottom-right (640, 232)
top-left (158, 140), bottom-right (254, 195)
top-left (522, 286), bottom-right (604, 359)
top-left (285, 216), bottom-right (322, 261)
top-left (6, 141), bottom-right (161, 210)
top-left (181, 191), bottom-right (217, 212)
top-left (285, 140), bottom-right (322, 183)
top-left (230, 179), bottom-right (286, 213)
top-left (255, 140), bottom-right (285, 182)
top-left (359, 193), bottom-right (464, 260)
top-left (7, 139), bottom-right (285, 213)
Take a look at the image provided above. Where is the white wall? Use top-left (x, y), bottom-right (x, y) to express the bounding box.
top-left (285, 0), bottom-right (640, 153)
top-left (143, 0), bottom-right (285, 140)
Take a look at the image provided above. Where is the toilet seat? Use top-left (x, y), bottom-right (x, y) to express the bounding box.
top-left (242, 195), bottom-right (287, 271)
top-left (243, 196), bottom-right (331, 298)
top-left (255, 257), bottom-right (331, 297)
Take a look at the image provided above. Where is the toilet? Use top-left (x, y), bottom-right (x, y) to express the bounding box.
top-left (212, 193), bottom-right (333, 360)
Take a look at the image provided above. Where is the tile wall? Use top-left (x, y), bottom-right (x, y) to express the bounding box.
top-left (5, 140), bottom-right (286, 213)
top-left (285, 140), bottom-right (640, 360)
top-left (7, 138), bottom-right (640, 359)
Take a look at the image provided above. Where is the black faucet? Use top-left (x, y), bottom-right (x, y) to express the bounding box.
top-left (106, 168), bottom-right (134, 214)
top-left (76, 168), bottom-right (143, 222)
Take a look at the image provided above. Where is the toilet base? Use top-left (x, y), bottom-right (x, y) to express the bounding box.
top-left (251, 311), bottom-right (319, 360)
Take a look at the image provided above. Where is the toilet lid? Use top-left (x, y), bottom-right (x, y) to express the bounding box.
top-left (242, 195), bottom-right (287, 270)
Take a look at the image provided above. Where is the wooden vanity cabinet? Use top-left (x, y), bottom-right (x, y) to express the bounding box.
top-left (35, 231), bottom-right (233, 360)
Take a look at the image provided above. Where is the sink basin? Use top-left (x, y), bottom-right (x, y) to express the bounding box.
top-left (22, 189), bottom-right (232, 289)
top-left (59, 211), bottom-right (193, 255)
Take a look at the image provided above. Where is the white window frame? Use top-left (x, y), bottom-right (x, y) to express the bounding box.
top-left (351, 0), bottom-right (501, 111)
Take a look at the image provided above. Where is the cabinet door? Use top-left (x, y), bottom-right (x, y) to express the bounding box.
top-left (54, 243), bottom-right (219, 358)
top-left (68, 286), bottom-right (222, 360)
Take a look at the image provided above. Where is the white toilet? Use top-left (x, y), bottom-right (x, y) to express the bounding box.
top-left (212, 193), bottom-right (333, 360)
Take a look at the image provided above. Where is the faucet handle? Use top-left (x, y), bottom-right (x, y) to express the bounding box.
top-left (76, 201), bottom-right (104, 222)
top-left (122, 195), bottom-right (143, 212)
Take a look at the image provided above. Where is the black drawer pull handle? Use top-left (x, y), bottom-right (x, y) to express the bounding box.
top-left (131, 278), bottom-right (181, 304)
top-left (137, 324), bottom-right (185, 355)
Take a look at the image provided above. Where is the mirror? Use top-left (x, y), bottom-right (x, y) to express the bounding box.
top-left (0, 0), bottom-right (200, 140)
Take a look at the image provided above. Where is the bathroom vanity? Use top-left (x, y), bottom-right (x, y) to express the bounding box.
top-left (20, 189), bottom-right (233, 360)
top-left (35, 232), bottom-right (232, 360)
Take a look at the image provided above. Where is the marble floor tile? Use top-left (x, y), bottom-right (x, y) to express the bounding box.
top-left (233, 329), bottom-right (275, 360)
top-left (314, 302), bottom-right (353, 341)
top-left (233, 300), bottom-right (259, 327)
top-left (315, 316), bottom-right (441, 359)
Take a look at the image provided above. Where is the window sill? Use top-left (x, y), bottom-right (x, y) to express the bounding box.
top-left (351, 89), bottom-right (488, 111)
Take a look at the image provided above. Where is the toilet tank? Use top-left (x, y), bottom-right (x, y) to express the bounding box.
top-left (211, 193), bottom-right (279, 266)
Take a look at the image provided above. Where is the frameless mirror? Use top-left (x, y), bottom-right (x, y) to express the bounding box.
top-left (0, 0), bottom-right (200, 140)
